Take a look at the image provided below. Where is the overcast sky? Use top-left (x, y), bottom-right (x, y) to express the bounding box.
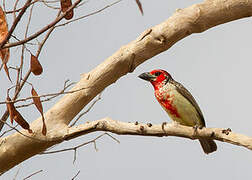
top-left (1, 0), bottom-right (252, 179)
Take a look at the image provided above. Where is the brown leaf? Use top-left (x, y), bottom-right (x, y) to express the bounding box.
top-left (0, 48), bottom-right (9, 64)
top-left (6, 96), bottom-right (15, 124)
top-left (13, 109), bottom-right (32, 133)
top-left (30, 54), bottom-right (43, 75)
top-left (31, 87), bottom-right (47, 135)
top-left (0, 6), bottom-right (9, 62)
top-left (3, 63), bottom-right (12, 82)
top-left (0, 6), bottom-right (11, 80)
top-left (6, 93), bottom-right (32, 133)
top-left (60, 0), bottom-right (74, 20)
top-left (135, 0), bottom-right (144, 15)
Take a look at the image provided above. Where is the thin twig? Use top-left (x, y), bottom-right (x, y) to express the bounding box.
top-left (0, 120), bottom-right (48, 142)
top-left (36, 9), bottom-right (61, 57)
top-left (18, 2), bottom-right (35, 94)
top-left (12, 0), bottom-right (20, 19)
top-left (2, 0), bottom-right (6, 12)
top-left (70, 93), bottom-right (102, 127)
top-left (12, 166), bottom-right (21, 180)
top-left (0, 0), bottom-right (33, 49)
top-left (11, 35), bottom-right (38, 46)
top-left (2, 0), bottom-right (83, 49)
top-left (0, 84), bottom-right (91, 106)
top-left (0, 125), bottom-right (18, 138)
top-left (55, 0), bottom-right (122, 28)
top-left (40, 133), bottom-right (120, 163)
top-left (71, 170), bottom-right (80, 180)
top-left (23, 170), bottom-right (43, 180)
top-left (41, 0), bottom-right (60, 9)
top-left (5, 0), bottom-right (60, 14)
top-left (0, 10), bottom-right (61, 132)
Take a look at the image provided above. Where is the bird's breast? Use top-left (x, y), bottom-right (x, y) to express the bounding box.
top-left (155, 86), bottom-right (180, 118)
top-left (155, 84), bottom-right (203, 126)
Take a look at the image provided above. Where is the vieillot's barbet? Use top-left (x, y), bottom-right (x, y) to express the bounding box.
top-left (138, 69), bottom-right (217, 154)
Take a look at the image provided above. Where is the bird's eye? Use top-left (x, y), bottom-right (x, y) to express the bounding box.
top-left (154, 72), bottom-right (161, 76)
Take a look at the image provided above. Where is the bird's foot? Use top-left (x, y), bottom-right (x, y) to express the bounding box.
top-left (193, 125), bottom-right (204, 135)
top-left (162, 122), bottom-right (167, 131)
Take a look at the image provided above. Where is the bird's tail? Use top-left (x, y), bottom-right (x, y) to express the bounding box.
top-left (199, 138), bottom-right (217, 154)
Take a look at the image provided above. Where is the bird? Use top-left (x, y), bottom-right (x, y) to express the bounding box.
top-left (138, 69), bottom-right (217, 154)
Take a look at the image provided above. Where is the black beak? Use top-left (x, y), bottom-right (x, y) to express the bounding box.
top-left (138, 72), bottom-right (155, 81)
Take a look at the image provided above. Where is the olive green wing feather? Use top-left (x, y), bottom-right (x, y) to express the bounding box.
top-left (171, 79), bottom-right (206, 127)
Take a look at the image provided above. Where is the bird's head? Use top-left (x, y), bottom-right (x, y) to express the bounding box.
top-left (138, 69), bottom-right (172, 89)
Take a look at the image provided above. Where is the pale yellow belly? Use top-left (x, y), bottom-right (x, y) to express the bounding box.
top-left (160, 89), bottom-right (203, 127)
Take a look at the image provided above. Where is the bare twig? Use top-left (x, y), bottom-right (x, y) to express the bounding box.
top-left (23, 170), bottom-right (43, 180)
top-left (12, 166), bottom-right (21, 180)
top-left (5, 0), bottom-right (60, 14)
top-left (0, 11), bottom-right (61, 132)
top-left (12, 0), bottom-right (20, 19)
top-left (2, 0), bottom-right (6, 12)
top-left (2, 0), bottom-right (83, 49)
top-left (0, 85), bottom-right (91, 106)
top-left (40, 133), bottom-right (120, 163)
top-left (41, 0), bottom-right (60, 9)
top-left (18, 3), bottom-right (35, 94)
top-left (0, 0), bottom-right (33, 49)
top-left (0, 125), bottom-right (18, 138)
top-left (70, 93), bottom-right (102, 127)
top-left (36, 9), bottom-right (61, 57)
top-left (0, 120), bottom-right (48, 142)
top-left (55, 0), bottom-right (122, 28)
top-left (71, 170), bottom-right (80, 180)
top-left (11, 35), bottom-right (38, 46)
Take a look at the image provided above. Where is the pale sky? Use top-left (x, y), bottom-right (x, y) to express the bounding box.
top-left (1, 0), bottom-right (252, 179)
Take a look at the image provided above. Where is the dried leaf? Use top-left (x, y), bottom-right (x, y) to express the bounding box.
top-left (0, 6), bottom-right (10, 80)
top-left (13, 109), bottom-right (32, 133)
top-left (0, 48), bottom-right (9, 64)
top-left (135, 0), bottom-right (143, 15)
top-left (6, 94), bottom-right (32, 133)
top-left (60, 0), bottom-right (74, 20)
top-left (3, 63), bottom-right (11, 82)
top-left (6, 96), bottom-right (14, 124)
top-left (31, 87), bottom-right (47, 135)
top-left (30, 54), bottom-right (43, 75)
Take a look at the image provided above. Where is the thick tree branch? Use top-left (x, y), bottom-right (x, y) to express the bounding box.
top-left (0, 0), bottom-right (252, 175)
top-left (64, 118), bottom-right (252, 150)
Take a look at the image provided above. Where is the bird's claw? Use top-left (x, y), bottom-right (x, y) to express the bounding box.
top-left (193, 125), bottom-right (204, 135)
top-left (162, 122), bottom-right (167, 131)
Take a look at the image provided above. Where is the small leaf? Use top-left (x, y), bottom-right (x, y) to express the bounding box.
top-left (0, 6), bottom-right (11, 80)
top-left (13, 109), bottom-right (32, 133)
top-left (0, 48), bottom-right (9, 64)
top-left (6, 96), bottom-right (14, 124)
top-left (31, 87), bottom-right (47, 135)
top-left (0, 6), bottom-right (9, 62)
top-left (135, 0), bottom-right (143, 15)
top-left (30, 54), bottom-right (43, 75)
top-left (3, 63), bottom-right (12, 82)
top-left (31, 87), bottom-right (43, 114)
top-left (60, 0), bottom-right (74, 20)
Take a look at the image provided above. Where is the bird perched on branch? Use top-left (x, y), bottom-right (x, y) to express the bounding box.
top-left (138, 69), bottom-right (217, 154)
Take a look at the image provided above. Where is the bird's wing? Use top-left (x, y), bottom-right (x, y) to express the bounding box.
top-left (171, 79), bottom-right (206, 127)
